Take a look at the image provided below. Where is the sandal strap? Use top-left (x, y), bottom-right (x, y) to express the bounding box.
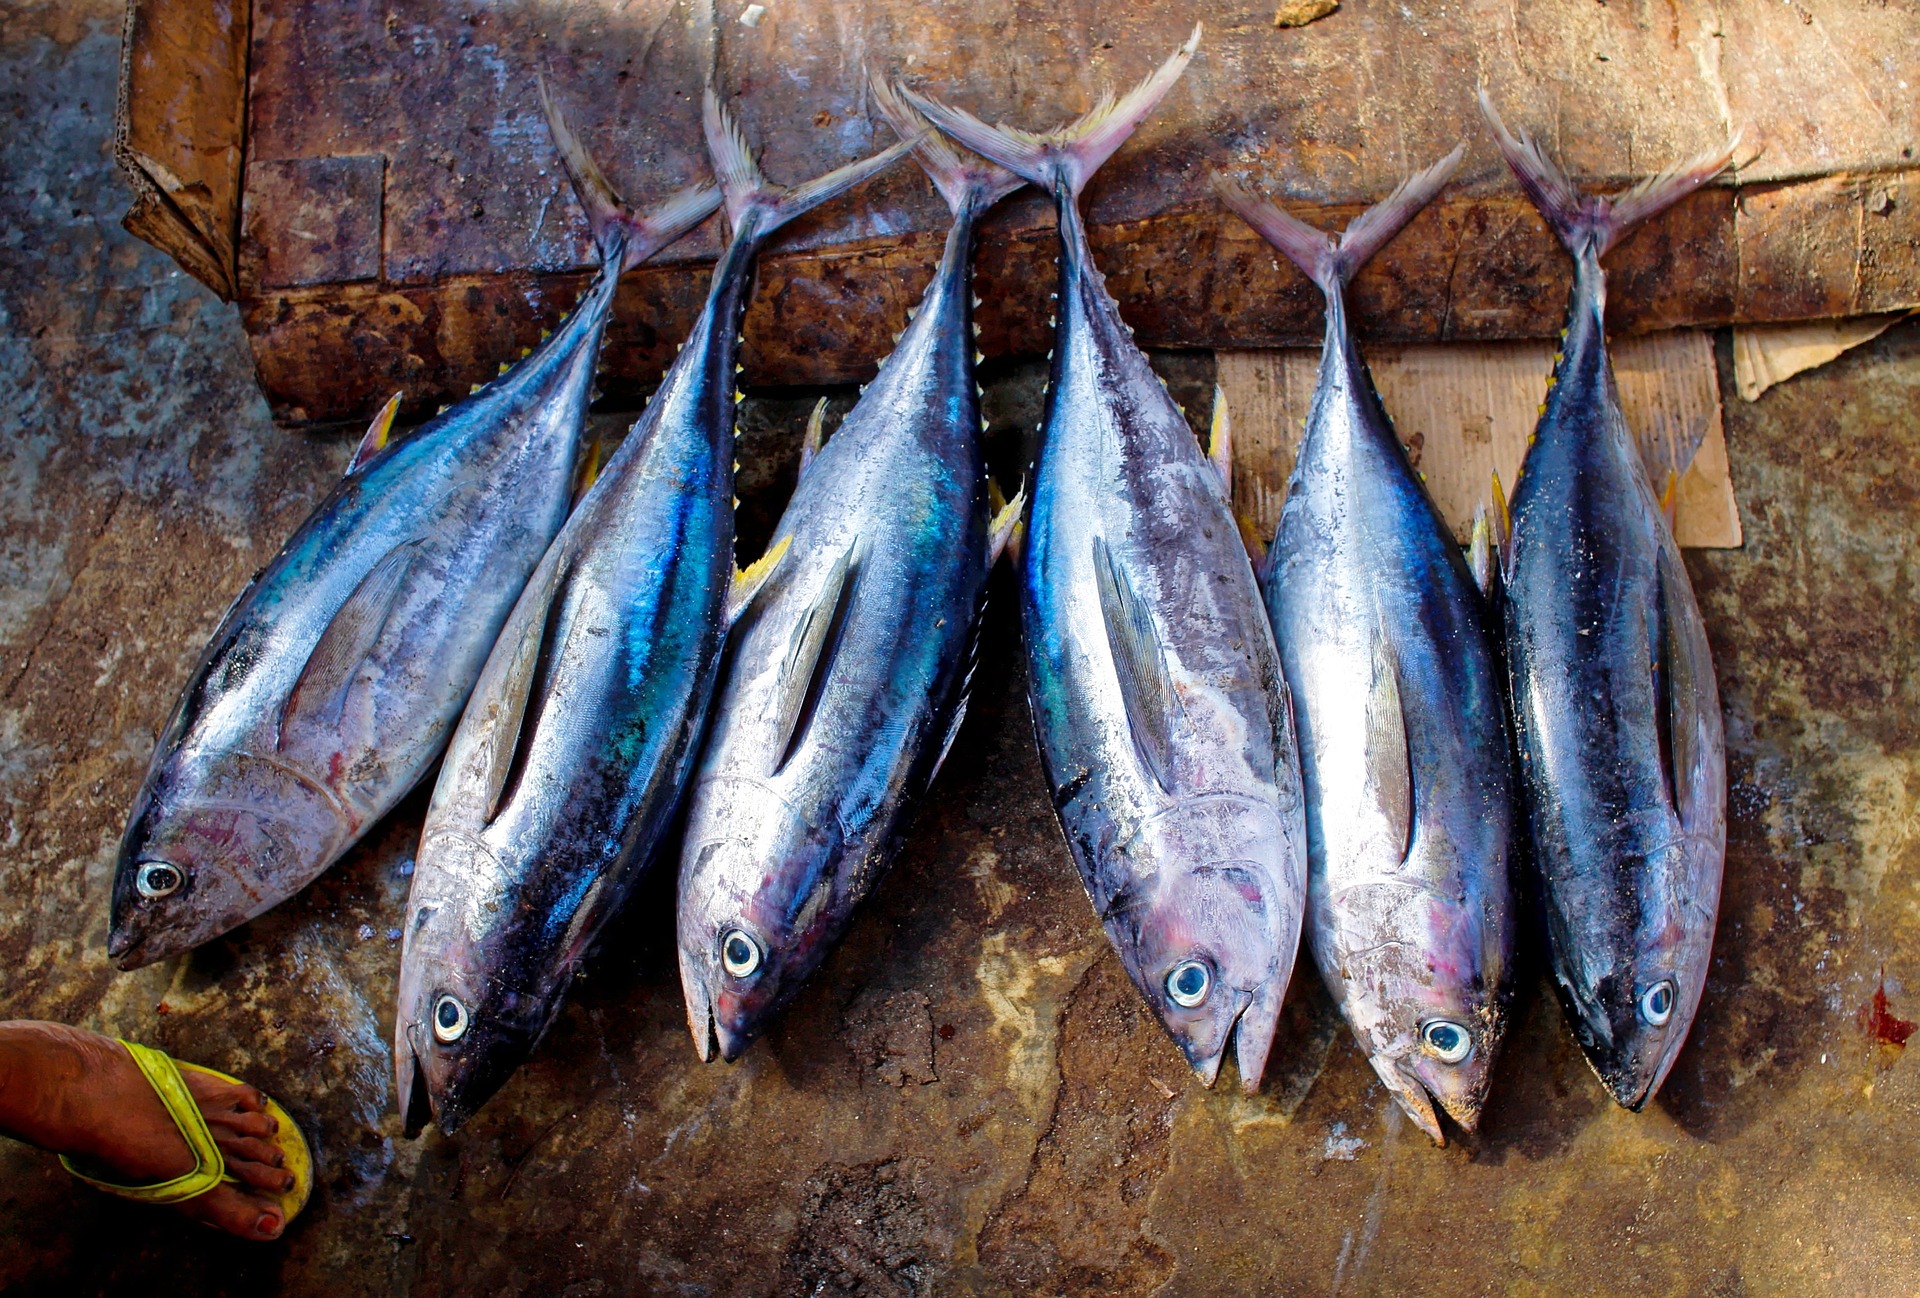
top-left (59, 1040), bottom-right (231, 1205)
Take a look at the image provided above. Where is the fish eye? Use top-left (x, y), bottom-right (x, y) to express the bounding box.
top-left (1165, 959), bottom-right (1212, 1008)
top-left (1638, 980), bottom-right (1676, 1027)
top-left (431, 993), bottom-right (470, 1044)
top-left (720, 929), bottom-right (762, 979)
top-left (134, 861), bottom-right (184, 899)
top-left (1421, 1020), bottom-right (1473, 1064)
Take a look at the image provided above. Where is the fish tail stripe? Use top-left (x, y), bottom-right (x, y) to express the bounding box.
top-left (1600, 136), bottom-right (1740, 257)
top-left (902, 25), bottom-right (1198, 200)
top-left (542, 76), bottom-right (722, 272)
top-left (1480, 87), bottom-right (1735, 258)
top-left (871, 73), bottom-right (1023, 217)
top-left (1217, 145), bottom-right (1461, 294)
top-left (705, 86), bottom-right (919, 240)
top-left (1331, 145), bottom-right (1464, 280)
top-left (625, 183), bottom-right (725, 270)
top-left (1212, 174), bottom-right (1339, 291)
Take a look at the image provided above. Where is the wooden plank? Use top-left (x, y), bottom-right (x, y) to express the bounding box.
top-left (116, 0), bottom-right (1920, 419)
top-left (1218, 330), bottom-right (1741, 550)
top-left (114, 0), bottom-right (249, 300)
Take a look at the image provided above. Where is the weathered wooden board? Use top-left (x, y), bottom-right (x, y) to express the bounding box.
top-left (116, 0), bottom-right (1920, 423)
top-left (1218, 329), bottom-right (1741, 549)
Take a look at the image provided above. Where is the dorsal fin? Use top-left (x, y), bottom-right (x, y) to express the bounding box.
top-left (1656, 551), bottom-right (1706, 825)
top-left (277, 538), bottom-right (421, 746)
top-left (771, 541), bottom-right (859, 775)
top-left (1365, 632), bottom-right (1415, 863)
top-left (480, 555), bottom-right (573, 824)
top-left (347, 393), bottom-right (403, 474)
top-left (1093, 536), bottom-right (1181, 792)
top-left (798, 397), bottom-right (829, 480)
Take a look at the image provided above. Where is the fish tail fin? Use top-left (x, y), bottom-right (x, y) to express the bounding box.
top-left (901, 25), bottom-right (1199, 201)
top-left (1479, 87), bottom-right (1736, 258)
top-left (704, 86), bottom-right (918, 241)
top-left (540, 75), bottom-right (721, 271)
top-left (1215, 146), bottom-right (1462, 295)
top-left (871, 73), bottom-right (1023, 216)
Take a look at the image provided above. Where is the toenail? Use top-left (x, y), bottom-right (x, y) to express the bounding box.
top-left (274, 1154), bottom-right (285, 1167)
top-left (257, 1215), bottom-right (280, 1237)
top-left (283, 1176), bottom-right (296, 1192)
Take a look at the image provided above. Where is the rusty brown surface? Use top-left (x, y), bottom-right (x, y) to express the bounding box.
top-left (113, 0), bottom-right (1920, 421)
top-left (114, 0), bottom-right (248, 299)
top-left (13, 9), bottom-right (1920, 1294)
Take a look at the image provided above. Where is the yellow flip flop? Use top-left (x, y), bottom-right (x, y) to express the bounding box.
top-left (58, 1040), bottom-right (312, 1231)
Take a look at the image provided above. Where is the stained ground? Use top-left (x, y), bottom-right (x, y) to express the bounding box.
top-left (5, 5), bottom-right (1920, 1296)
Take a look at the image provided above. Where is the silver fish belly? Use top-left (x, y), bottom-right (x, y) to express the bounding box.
top-left (676, 96), bottom-right (1022, 1061)
top-left (1483, 94), bottom-right (1731, 1109)
top-left (396, 96), bottom-right (916, 1133)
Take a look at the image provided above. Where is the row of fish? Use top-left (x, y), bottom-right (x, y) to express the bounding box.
top-left (106, 28), bottom-right (1728, 1142)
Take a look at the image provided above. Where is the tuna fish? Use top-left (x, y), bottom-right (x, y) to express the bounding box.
top-left (1480, 91), bottom-right (1732, 1109)
top-left (106, 89), bottom-right (720, 970)
top-left (395, 92), bottom-right (914, 1134)
top-left (1216, 149), bottom-right (1521, 1142)
top-left (907, 29), bottom-right (1309, 1092)
top-left (676, 81), bottom-right (1025, 1062)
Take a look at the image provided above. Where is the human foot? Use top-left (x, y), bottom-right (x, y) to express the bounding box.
top-left (0, 1020), bottom-right (297, 1239)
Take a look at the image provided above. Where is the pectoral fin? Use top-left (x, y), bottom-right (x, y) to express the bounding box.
top-left (1651, 551), bottom-right (1706, 823)
top-left (772, 541), bottom-right (859, 774)
top-left (1208, 386), bottom-right (1233, 496)
top-left (278, 539), bottom-right (422, 746)
top-left (1093, 536), bottom-right (1181, 792)
top-left (1366, 633), bottom-right (1415, 863)
top-left (480, 556), bottom-right (572, 824)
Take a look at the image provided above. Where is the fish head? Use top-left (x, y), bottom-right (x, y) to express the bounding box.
top-left (1104, 798), bottom-right (1300, 1094)
top-left (108, 754), bottom-right (347, 970)
top-left (394, 876), bottom-right (549, 1138)
top-left (676, 784), bottom-right (839, 1063)
top-left (1322, 868), bottom-right (1513, 1143)
top-left (1559, 839), bottom-right (1719, 1111)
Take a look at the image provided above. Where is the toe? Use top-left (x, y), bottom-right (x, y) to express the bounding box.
top-left (215, 1134), bottom-right (285, 1171)
top-left (225, 1154), bottom-right (299, 1195)
top-left (179, 1183), bottom-right (286, 1240)
top-left (185, 1070), bottom-right (268, 1115)
top-left (205, 1108), bottom-right (278, 1141)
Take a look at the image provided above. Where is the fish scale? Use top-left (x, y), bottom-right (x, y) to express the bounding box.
top-left (676, 78), bottom-right (1024, 1063)
top-left (1482, 90), bottom-right (1730, 1110)
top-left (908, 28), bottom-right (1307, 1092)
top-left (106, 95), bottom-right (721, 972)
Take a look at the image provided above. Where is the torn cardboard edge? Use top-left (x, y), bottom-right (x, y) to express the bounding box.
top-left (1732, 313), bottom-right (1914, 401)
top-left (1218, 330), bottom-right (1741, 550)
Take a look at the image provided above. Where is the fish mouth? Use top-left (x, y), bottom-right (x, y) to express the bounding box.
top-left (1370, 1056), bottom-right (1447, 1145)
top-left (398, 1038), bottom-right (434, 1139)
top-left (1174, 981), bottom-right (1281, 1095)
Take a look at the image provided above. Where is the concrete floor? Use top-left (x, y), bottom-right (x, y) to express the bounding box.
top-left (6, 4), bottom-right (1920, 1295)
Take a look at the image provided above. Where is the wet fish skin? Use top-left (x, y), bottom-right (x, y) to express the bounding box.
top-left (105, 142), bottom-right (719, 970)
top-left (1482, 93), bottom-right (1731, 1110)
top-left (1219, 150), bottom-right (1518, 1142)
top-left (907, 29), bottom-right (1309, 1093)
top-left (677, 84), bottom-right (1023, 1062)
top-left (396, 99), bottom-right (917, 1134)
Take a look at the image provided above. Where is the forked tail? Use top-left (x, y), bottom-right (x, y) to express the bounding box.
top-left (704, 88), bottom-right (920, 242)
top-left (1213, 146), bottom-right (1463, 298)
top-left (870, 74), bottom-right (1024, 217)
top-left (539, 77), bottom-right (722, 271)
top-left (899, 26), bottom-right (1200, 202)
top-left (1478, 87), bottom-right (1737, 260)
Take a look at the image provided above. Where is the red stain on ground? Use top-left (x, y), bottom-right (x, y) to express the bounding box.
top-left (1859, 972), bottom-right (1916, 1048)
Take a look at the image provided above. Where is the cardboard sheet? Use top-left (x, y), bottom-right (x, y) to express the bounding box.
top-left (1218, 330), bottom-right (1741, 550)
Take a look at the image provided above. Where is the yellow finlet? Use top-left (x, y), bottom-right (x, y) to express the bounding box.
top-left (1659, 469), bottom-right (1679, 529)
top-left (1490, 469), bottom-right (1511, 546)
top-left (1208, 385), bottom-right (1233, 497)
top-left (987, 478), bottom-right (1026, 565)
top-left (727, 534), bottom-right (793, 624)
top-left (572, 436), bottom-right (604, 503)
